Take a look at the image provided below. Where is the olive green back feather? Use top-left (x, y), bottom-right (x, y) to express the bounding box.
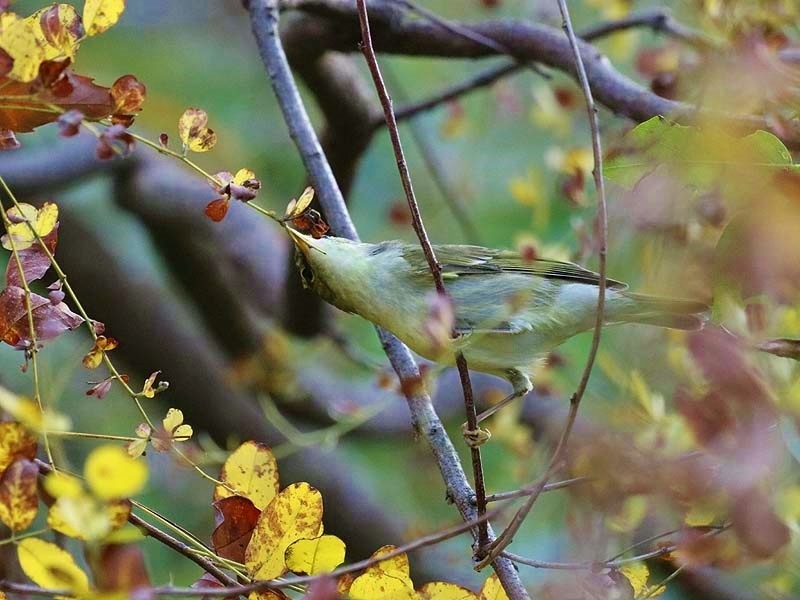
top-left (400, 244), bottom-right (627, 289)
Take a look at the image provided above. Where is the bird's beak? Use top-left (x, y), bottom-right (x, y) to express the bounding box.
top-left (286, 227), bottom-right (324, 256)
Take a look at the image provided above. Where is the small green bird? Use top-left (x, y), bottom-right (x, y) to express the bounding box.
top-left (288, 227), bottom-right (708, 441)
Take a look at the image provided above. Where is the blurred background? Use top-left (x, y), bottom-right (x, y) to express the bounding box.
top-left (2, 1), bottom-right (798, 598)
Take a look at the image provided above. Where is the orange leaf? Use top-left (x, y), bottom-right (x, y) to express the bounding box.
top-left (178, 107), bottom-right (217, 152)
top-left (0, 70), bottom-right (114, 132)
top-left (83, 0), bottom-right (125, 36)
top-left (211, 495), bottom-right (261, 563)
top-left (205, 198), bottom-right (230, 222)
top-left (0, 421), bottom-right (37, 473)
top-left (95, 543), bottom-right (151, 593)
top-left (110, 74), bottom-right (146, 115)
top-left (0, 286), bottom-right (83, 349)
top-left (82, 335), bottom-right (118, 368)
top-left (214, 441), bottom-right (279, 511)
top-left (0, 458), bottom-right (39, 531)
top-left (245, 482), bottom-right (323, 580)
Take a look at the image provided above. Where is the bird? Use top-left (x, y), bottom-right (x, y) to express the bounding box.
top-left (287, 227), bottom-right (708, 444)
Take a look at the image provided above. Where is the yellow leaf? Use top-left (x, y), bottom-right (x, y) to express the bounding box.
top-left (245, 482), bottom-right (323, 580)
top-left (2, 203), bottom-right (58, 251)
top-left (0, 387), bottom-right (71, 433)
top-left (0, 13), bottom-right (42, 82)
top-left (419, 581), bottom-right (479, 599)
top-left (214, 441), bottom-right (279, 510)
top-left (620, 562), bottom-right (649, 596)
top-left (48, 495), bottom-right (130, 541)
top-left (349, 571), bottom-right (418, 600)
top-left (178, 108), bottom-right (217, 152)
top-left (36, 4), bottom-right (82, 60)
top-left (684, 497), bottom-right (722, 527)
top-left (777, 484), bottom-right (800, 528)
top-left (126, 438), bottom-right (148, 459)
top-left (365, 545), bottom-right (413, 587)
top-left (233, 168), bottom-right (256, 185)
top-left (84, 445), bottom-right (147, 500)
top-left (82, 336), bottom-right (118, 369)
top-left (0, 421), bottom-right (37, 473)
top-left (619, 562), bottom-right (666, 598)
top-left (171, 424), bottom-right (193, 442)
top-left (529, 84), bottom-right (572, 137)
top-left (141, 371), bottom-right (160, 398)
top-left (285, 534), bottom-right (346, 575)
top-left (83, 0), bottom-right (125, 36)
top-left (17, 537), bottom-right (90, 594)
top-left (162, 408), bottom-right (184, 432)
top-left (0, 458), bottom-right (38, 531)
top-left (43, 472), bottom-right (83, 499)
top-left (285, 186), bottom-right (315, 219)
top-left (607, 495), bottom-right (648, 533)
top-left (479, 574), bottom-right (509, 600)
top-left (0, 5), bottom-right (82, 81)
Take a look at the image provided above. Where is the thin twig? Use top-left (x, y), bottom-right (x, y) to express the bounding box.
top-left (579, 7), bottom-right (715, 50)
top-left (503, 524), bottom-right (729, 571)
top-left (355, 0), bottom-right (495, 566)
top-left (396, 0), bottom-right (546, 77)
top-left (128, 512), bottom-right (239, 587)
top-left (355, 1), bottom-right (443, 293)
top-left (380, 61), bottom-right (525, 130)
top-left (32, 459), bottom-right (238, 587)
top-left (247, 2), bottom-right (528, 597)
top-left (380, 7), bottom-right (705, 131)
top-left (486, 476), bottom-right (588, 503)
top-left (280, 0), bottom-right (799, 146)
top-left (0, 508), bottom-right (504, 599)
top-left (476, 0), bottom-right (609, 569)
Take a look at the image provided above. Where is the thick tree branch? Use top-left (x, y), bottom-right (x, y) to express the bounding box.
top-left (248, 1), bottom-right (528, 596)
top-left (279, 0), bottom-right (796, 143)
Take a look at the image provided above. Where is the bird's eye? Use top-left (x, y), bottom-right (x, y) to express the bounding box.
top-left (299, 264), bottom-right (315, 286)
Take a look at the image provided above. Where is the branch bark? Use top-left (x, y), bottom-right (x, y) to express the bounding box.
top-left (279, 0), bottom-right (797, 143)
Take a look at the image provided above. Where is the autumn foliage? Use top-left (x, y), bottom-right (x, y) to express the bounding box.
top-left (1, 1), bottom-right (800, 600)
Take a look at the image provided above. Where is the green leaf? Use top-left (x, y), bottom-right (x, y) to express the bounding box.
top-left (604, 117), bottom-right (797, 189)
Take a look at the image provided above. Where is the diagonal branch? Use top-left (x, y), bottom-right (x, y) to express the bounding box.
top-left (247, 1), bottom-right (529, 597)
top-left (278, 0), bottom-right (798, 145)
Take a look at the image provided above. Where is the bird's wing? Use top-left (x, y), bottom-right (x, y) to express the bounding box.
top-left (402, 244), bottom-right (627, 288)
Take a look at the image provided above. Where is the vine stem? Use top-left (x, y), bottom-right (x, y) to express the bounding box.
top-left (476, 0), bottom-right (609, 569)
top-left (247, 1), bottom-right (527, 597)
top-left (0, 174), bottom-right (155, 430)
top-left (0, 182), bottom-right (52, 467)
top-left (355, 0), bottom-right (498, 570)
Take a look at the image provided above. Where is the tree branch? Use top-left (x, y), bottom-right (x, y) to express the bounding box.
top-left (279, 0), bottom-right (797, 144)
top-left (248, 1), bottom-right (528, 596)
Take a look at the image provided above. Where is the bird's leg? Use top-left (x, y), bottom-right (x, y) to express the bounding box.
top-left (462, 369), bottom-right (532, 448)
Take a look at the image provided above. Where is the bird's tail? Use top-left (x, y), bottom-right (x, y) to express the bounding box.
top-left (618, 292), bottom-right (709, 330)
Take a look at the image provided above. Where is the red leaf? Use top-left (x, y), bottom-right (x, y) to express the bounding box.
top-left (0, 70), bottom-right (114, 133)
top-left (5, 225), bottom-right (58, 287)
top-left (211, 495), bottom-right (261, 563)
top-left (0, 286), bottom-right (83, 349)
top-left (0, 458), bottom-right (39, 531)
top-left (0, 129), bottom-right (20, 150)
top-left (57, 110), bottom-right (84, 137)
top-left (0, 48), bottom-right (12, 78)
top-left (110, 74), bottom-right (146, 115)
top-left (731, 489), bottom-right (790, 559)
top-left (191, 573), bottom-right (238, 600)
top-left (204, 198), bottom-right (230, 222)
top-left (38, 4), bottom-right (84, 51)
top-left (95, 544), bottom-right (151, 593)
